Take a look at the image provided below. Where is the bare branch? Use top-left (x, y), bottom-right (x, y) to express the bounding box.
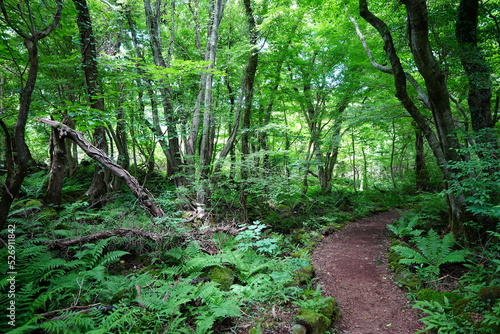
top-left (36, 118), bottom-right (165, 218)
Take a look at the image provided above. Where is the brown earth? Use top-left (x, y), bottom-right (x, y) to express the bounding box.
top-left (312, 210), bottom-right (427, 334)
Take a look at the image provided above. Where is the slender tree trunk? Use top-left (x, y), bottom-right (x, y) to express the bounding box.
top-left (215, 1), bottom-right (261, 174)
top-left (191, 0), bottom-right (228, 204)
top-left (359, 0), bottom-right (471, 236)
top-left (143, 0), bottom-right (184, 187)
top-left (115, 85), bottom-right (130, 170)
top-left (124, 8), bottom-right (168, 176)
top-left (361, 146), bottom-right (368, 191)
top-left (390, 120), bottom-right (397, 189)
top-left (73, 0), bottom-right (110, 201)
top-left (0, 1), bottom-right (62, 230)
top-left (414, 126), bottom-right (429, 191)
top-left (456, 0), bottom-right (494, 134)
top-left (351, 128), bottom-right (357, 193)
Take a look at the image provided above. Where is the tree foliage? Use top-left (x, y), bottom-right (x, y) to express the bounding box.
top-left (0, 0), bottom-right (499, 331)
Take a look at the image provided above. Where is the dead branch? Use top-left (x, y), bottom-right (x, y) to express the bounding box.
top-left (47, 228), bottom-right (165, 249)
top-left (36, 118), bottom-right (165, 218)
top-left (198, 225), bottom-right (247, 235)
top-left (36, 303), bottom-right (102, 320)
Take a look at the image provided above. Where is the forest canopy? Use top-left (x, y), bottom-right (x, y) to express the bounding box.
top-left (0, 0), bottom-right (499, 234)
top-left (1, 0), bottom-right (500, 333)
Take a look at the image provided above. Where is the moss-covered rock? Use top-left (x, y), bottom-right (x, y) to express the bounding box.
top-left (319, 225), bottom-right (336, 236)
top-left (478, 286), bottom-right (500, 305)
top-left (294, 308), bottom-right (332, 334)
top-left (387, 250), bottom-right (402, 266)
top-left (293, 265), bottom-right (315, 285)
top-left (317, 296), bottom-right (340, 321)
top-left (208, 266), bottom-right (234, 291)
top-left (393, 273), bottom-right (421, 291)
top-left (290, 249), bottom-right (310, 259)
top-left (290, 324), bottom-right (307, 334)
top-left (453, 297), bottom-right (474, 316)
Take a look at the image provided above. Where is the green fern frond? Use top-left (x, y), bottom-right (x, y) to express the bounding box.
top-left (98, 250), bottom-right (129, 267)
top-left (82, 265), bottom-right (106, 282)
top-left (20, 244), bottom-right (48, 258)
top-left (163, 246), bottom-right (185, 263)
top-left (39, 257), bottom-right (68, 270)
top-left (160, 264), bottom-right (184, 278)
top-left (438, 249), bottom-right (469, 266)
top-left (196, 281), bottom-right (221, 301)
top-left (413, 230), bottom-right (461, 268)
top-left (75, 237), bottom-right (115, 268)
top-left (195, 314), bottom-right (217, 334)
top-left (29, 285), bottom-right (70, 313)
top-left (184, 242), bottom-right (203, 258)
top-left (183, 256), bottom-right (223, 275)
top-left (391, 229), bottom-right (468, 277)
top-left (214, 299), bottom-right (241, 318)
top-left (89, 306), bottom-right (142, 334)
top-left (392, 245), bottom-right (430, 266)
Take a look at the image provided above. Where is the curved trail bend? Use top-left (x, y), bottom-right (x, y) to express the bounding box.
top-left (312, 210), bottom-right (425, 334)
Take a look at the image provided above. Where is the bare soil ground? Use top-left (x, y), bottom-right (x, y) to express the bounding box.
top-left (312, 210), bottom-right (426, 334)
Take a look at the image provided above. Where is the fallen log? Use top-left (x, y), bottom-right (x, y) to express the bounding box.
top-left (47, 228), bottom-right (165, 249)
top-left (36, 118), bottom-right (165, 218)
top-left (47, 225), bottom-right (246, 250)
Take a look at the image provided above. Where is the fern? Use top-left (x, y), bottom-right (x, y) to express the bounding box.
top-left (391, 229), bottom-right (469, 277)
top-left (74, 238), bottom-right (115, 268)
top-left (387, 214), bottom-right (424, 240)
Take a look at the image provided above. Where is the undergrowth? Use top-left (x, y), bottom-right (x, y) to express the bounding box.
top-left (387, 193), bottom-right (500, 334)
top-left (0, 201), bottom-right (323, 333)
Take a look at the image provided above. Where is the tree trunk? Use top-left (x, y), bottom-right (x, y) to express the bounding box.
top-left (359, 0), bottom-right (471, 236)
top-left (115, 85), bottom-right (130, 171)
top-left (124, 7), bottom-right (171, 177)
top-left (73, 0), bottom-right (110, 201)
top-left (37, 118), bottom-right (165, 218)
top-left (0, 1), bottom-right (62, 231)
top-left (456, 0), bottom-right (494, 134)
top-left (215, 0), bottom-right (260, 170)
top-left (192, 0), bottom-right (228, 204)
top-left (143, 0), bottom-right (184, 187)
top-left (414, 126), bottom-right (430, 191)
top-left (44, 119), bottom-right (67, 206)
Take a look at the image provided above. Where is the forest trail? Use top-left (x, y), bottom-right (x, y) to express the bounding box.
top-left (311, 210), bottom-right (426, 334)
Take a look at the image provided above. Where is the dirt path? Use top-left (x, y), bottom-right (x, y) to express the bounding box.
top-left (311, 210), bottom-right (425, 334)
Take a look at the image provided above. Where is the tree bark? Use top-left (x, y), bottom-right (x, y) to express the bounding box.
top-left (414, 126), bottom-right (430, 191)
top-left (124, 7), bottom-right (171, 177)
top-left (456, 0), bottom-right (494, 134)
top-left (359, 0), bottom-right (470, 236)
top-left (143, 0), bottom-right (184, 186)
top-left (213, 9), bottom-right (259, 178)
top-left (44, 119), bottom-right (67, 205)
top-left (37, 118), bottom-right (165, 219)
top-left (72, 0), bottom-right (110, 201)
top-left (0, 0), bottom-right (62, 231)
